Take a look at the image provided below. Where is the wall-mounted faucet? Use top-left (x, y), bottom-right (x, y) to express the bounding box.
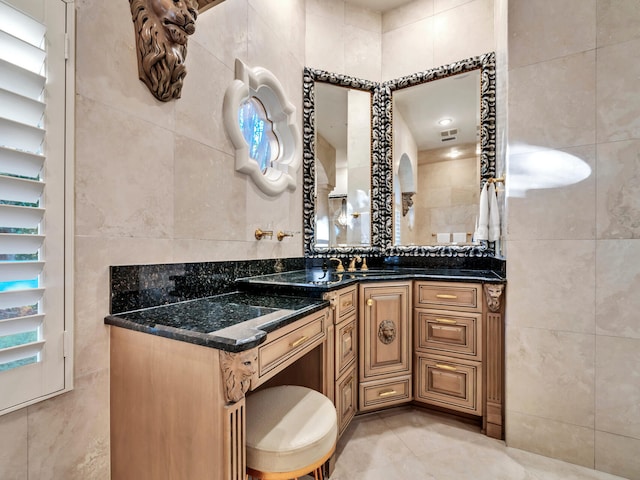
top-left (255, 229), bottom-right (273, 240)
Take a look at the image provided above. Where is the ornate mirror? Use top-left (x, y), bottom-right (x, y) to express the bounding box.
top-left (383, 52), bottom-right (497, 257)
top-left (302, 68), bottom-right (385, 257)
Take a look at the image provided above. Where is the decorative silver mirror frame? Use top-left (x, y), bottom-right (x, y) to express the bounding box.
top-left (302, 68), bottom-right (385, 258)
top-left (382, 52), bottom-right (496, 257)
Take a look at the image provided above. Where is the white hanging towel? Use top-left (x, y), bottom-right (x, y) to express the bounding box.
top-left (488, 182), bottom-right (501, 242)
top-left (475, 182), bottom-right (489, 241)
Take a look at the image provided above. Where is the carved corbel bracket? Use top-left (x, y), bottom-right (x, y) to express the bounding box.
top-left (484, 284), bottom-right (504, 312)
top-left (401, 192), bottom-right (415, 216)
top-left (219, 349), bottom-right (257, 404)
top-left (129, 0), bottom-right (199, 102)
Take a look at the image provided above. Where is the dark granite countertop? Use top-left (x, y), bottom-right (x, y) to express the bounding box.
top-left (105, 291), bottom-right (328, 352)
top-left (237, 267), bottom-right (506, 298)
top-left (106, 266), bottom-right (505, 353)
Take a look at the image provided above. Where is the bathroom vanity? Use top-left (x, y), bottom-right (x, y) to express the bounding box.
top-left (106, 266), bottom-right (505, 480)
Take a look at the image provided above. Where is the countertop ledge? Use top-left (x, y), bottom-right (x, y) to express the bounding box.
top-left (105, 268), bottom-right (505, 352)
top-left (105, 291), bottom-right (329, 352)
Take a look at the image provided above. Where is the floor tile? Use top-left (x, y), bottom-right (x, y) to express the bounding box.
top-left (328, 407), bottom-right (629, 480)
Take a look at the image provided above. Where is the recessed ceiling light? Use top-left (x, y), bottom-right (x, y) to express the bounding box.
top-left (438, 117), bottom-right (453, 126)
top-left (447, 149), bottom-right (461, 158)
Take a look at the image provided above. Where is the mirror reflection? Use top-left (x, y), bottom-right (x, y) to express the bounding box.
top-left (314, 83), bottom-right (372, 248)
top-left (392, 70), bottom-right (481, 246)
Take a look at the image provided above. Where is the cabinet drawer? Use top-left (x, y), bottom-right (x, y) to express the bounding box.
top-left (414, 282), bottom-right (480, 312)
top-left (335, 364), bottom-right (357, 435)
top-left (258, 312), bottom-right (326, 378)
top-left (359, 375), bottom-right (412, 412)
top-left (415, 309), bottom-right (481, 358)
top-left (336, 316), bottom-right (357, 378)
top-left (415, 353), bottom-right (482, 415)
top-left (336, 286), bottom-right (357, 322)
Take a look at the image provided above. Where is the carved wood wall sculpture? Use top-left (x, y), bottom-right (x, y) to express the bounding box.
top-left (129, 0), bottom-right (199, 101)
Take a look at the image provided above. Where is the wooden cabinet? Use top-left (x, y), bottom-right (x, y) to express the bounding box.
top-left (414, 281), bottom-right (483, 416)
top-left (359, 282), bottom-right (412, 411)
top-left (324, 285), bottom-right (358, 435)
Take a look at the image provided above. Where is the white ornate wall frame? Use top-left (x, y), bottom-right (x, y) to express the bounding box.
top-left (129, 0), bottom-right (200, 102)
top-left (223, 59), bottom-right (300, 196)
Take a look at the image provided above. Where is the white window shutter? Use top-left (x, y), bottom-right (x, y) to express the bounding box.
top-left (0, 0), bottom-right (70, 414)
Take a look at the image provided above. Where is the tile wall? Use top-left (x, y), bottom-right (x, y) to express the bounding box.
top-left (505, 1), bottom-right (640, 478)
top-left (0, 0), bottom-right (306, 478)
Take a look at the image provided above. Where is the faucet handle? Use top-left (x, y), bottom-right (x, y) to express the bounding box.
top-left (347, 255), bottom-right (362, 272)
top-left (360, 257), bottom-right (368, 271)
top-left (329, 257), bottom-right (345, 273)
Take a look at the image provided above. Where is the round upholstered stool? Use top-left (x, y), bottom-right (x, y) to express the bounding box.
top-left (245, 385), bottom-right (338, 480)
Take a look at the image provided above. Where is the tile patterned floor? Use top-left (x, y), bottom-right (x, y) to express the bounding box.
top-left (325, 407), bottom-right (628, 480)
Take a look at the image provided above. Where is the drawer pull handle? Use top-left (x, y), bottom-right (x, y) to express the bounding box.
top-left (290, 336), bottom-right (309, 348)
top-left (436, 294), bottom-right (458, 299)
top-left (435, 363), bottom-right (458, 371)
top-left (367, 299), bottom-right (374, 307)
top-left (342, 300), bottom-right (353, 308)
top-left (435, 318), bottom-right (457, 324)
top-left (378, 389), bottom-right (397, 397)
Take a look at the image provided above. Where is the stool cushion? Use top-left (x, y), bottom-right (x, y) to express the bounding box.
top-left (246, 385), bottom-right (338, 473)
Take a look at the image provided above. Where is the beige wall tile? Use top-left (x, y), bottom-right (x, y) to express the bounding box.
top-left (596, 140), bottom-right (640, 239)
top-left (305, 12), bottom-right (346, 72)
top-left (0, 409), bottom-right (27, 480)
top-left (173, 136), bottom-right (246, 241)
top-left (508, 145), bottom-right (596, 240)
top-left (191, 0), bottom-right (248, 69)
top-left (507, 0), bottom-right (596, 69)
top-left (595, 336), bottom-right (640, 439)
top-left (595, 240), bottom-right (640, 339)
top-left (508, 51), bottom-right (596, 150)
top-left (382, 17), bottom-right (435, 80)
top-left (434, 0), bottom-right (475, 13)
top-left (596, 0), bottom-right (640, 47)
top-left (75, 96), bottom-right (175, 238)
top-left (346, 3), bottom-right (381, 32)
top-left (596, 39), bottom-right (640, 142)
top-left (595, 431), bottom-right (640, 479)
top-left (174, 42), bottom-right (234, 153)
top-left (382, 0), bottom-right (434, 33)
top-left (75, 0), bottom-right (176, 130)
top-left (27, 370), bottom-right (110, 480)
top-left (345, 27), bottom-right (382, 81)
top-left (505, 410), bottom-right (595, 468)
top-left (506, 326), bottom-right (595, 427)
top-left (249, 0), bottom-right (305, 65)
top-left (433, 0), bottom-right (495, 66)
top-left (505, 240), bottom-right (595, 333)
top-left (305, 0), bottom-right (345, 20)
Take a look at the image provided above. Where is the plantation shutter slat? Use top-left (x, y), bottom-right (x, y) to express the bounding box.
top-left (0, 314), bottom-right (44, 336)
top-left (0, 117), bottom-right (45, 153)
top-left (0, 261), bottom-right (44, 282)
top-left (0, 204), bottom-right (45, 229)
top-left (0, 340), bottom-right (45, 365)
top-left (0, 88), bottom-right (45, 127)
top-left (0, 288), bottom-right (44, 309)
top-left (0, 30), bottom-right (46, 74)
top-left (0, 175), bottom-right (44, 204)
top-left (0, 59), bottom-right (46, 99)
top-left (0, 146), bottom-right (45, 178)
top-left (0, 233), bottom-right (44, 253)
